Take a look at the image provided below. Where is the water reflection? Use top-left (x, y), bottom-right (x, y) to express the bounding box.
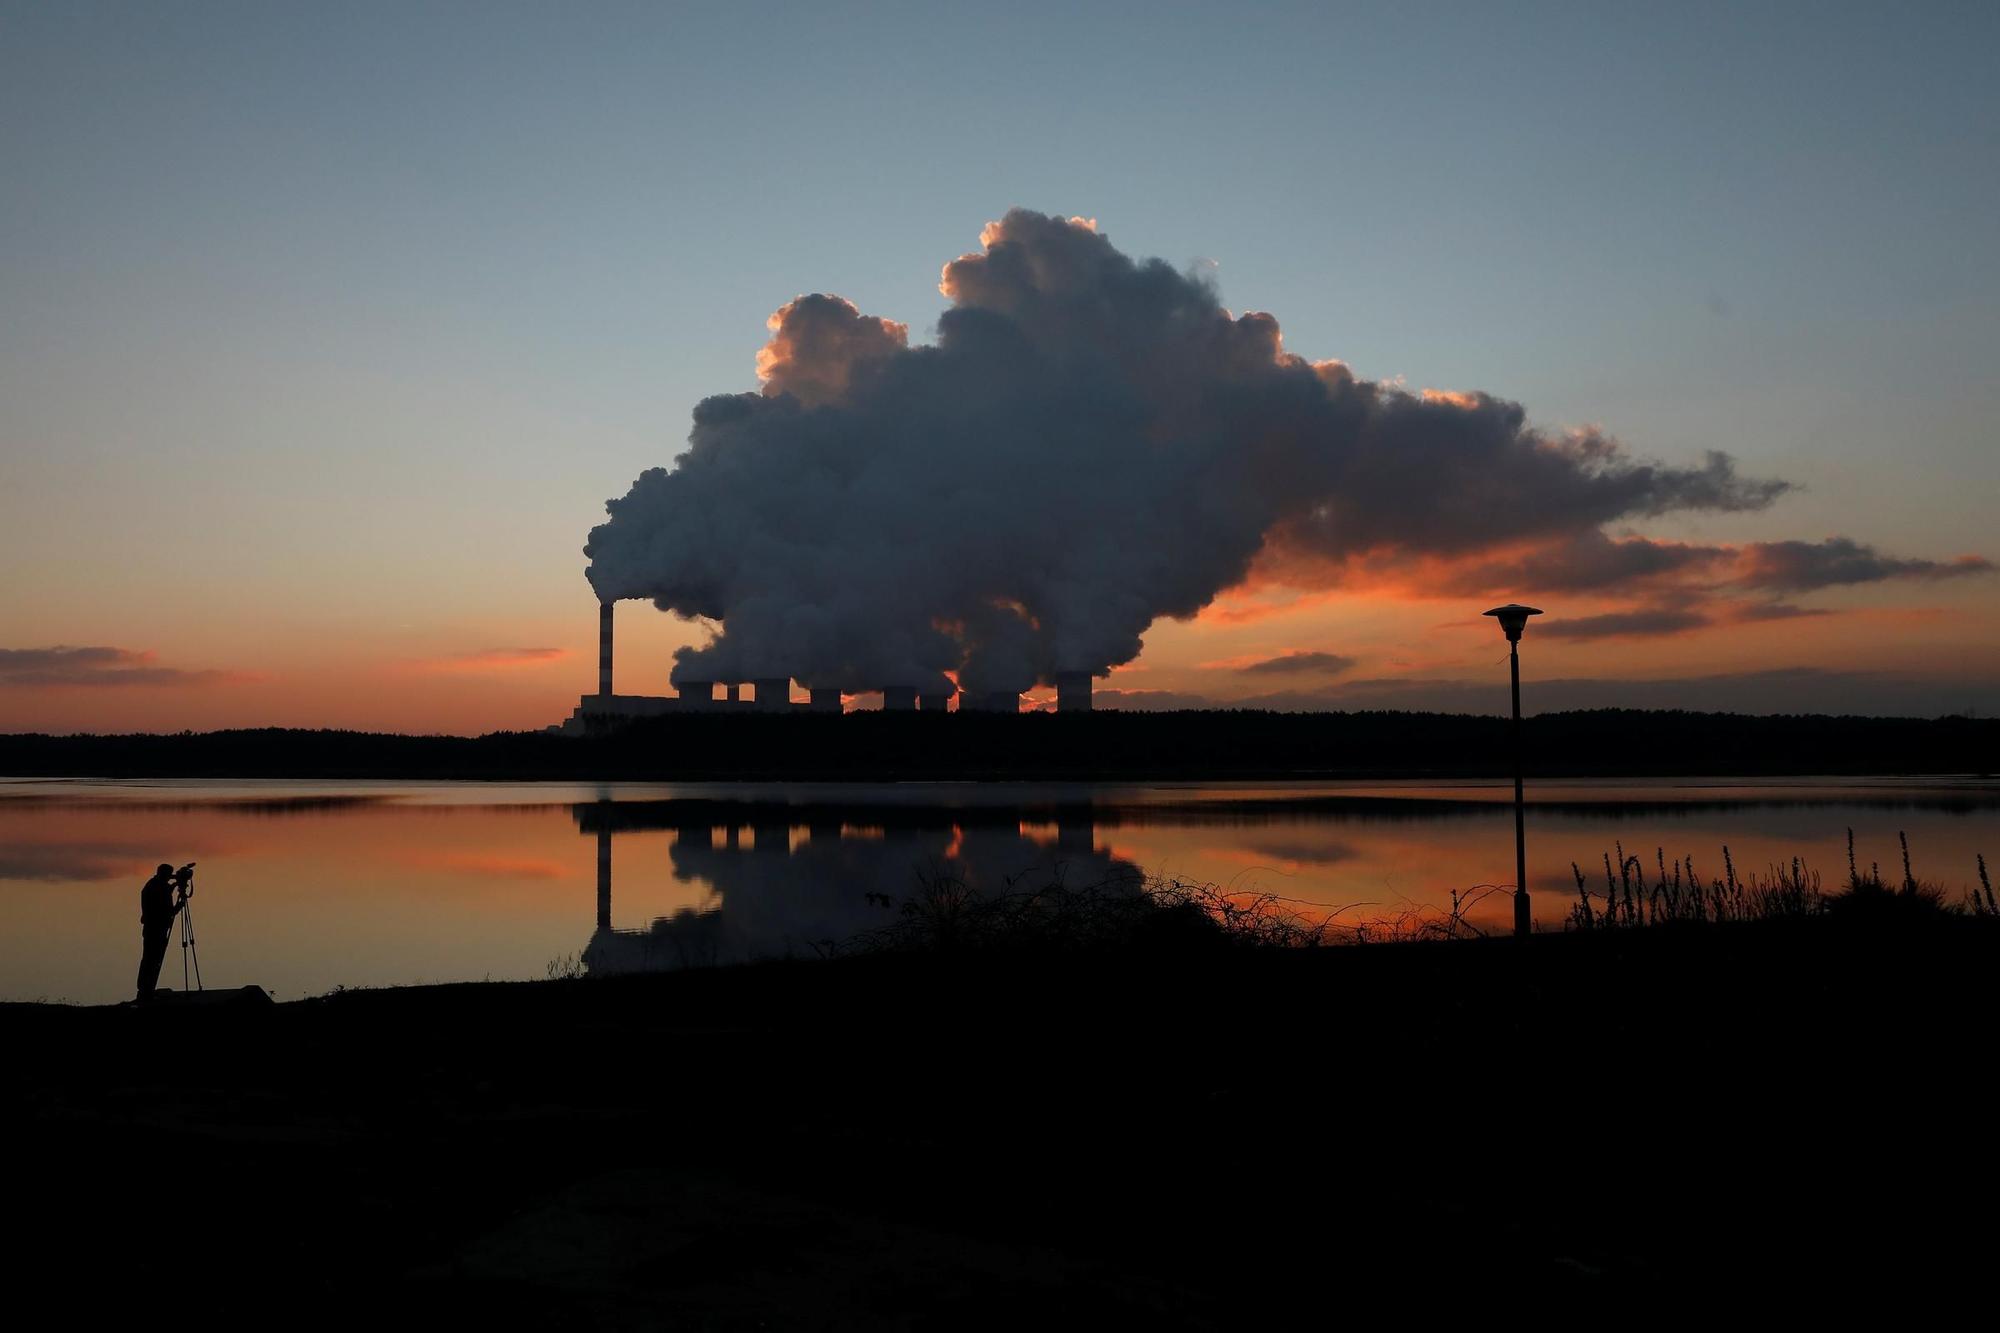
top-left (1, 779), bottom-right (1992, 1003)
top-left (577, 802), bottom-right (1138, 974)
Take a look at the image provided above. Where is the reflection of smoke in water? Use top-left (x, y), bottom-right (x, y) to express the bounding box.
top-left (580, 805), bottom-right (1136, 975)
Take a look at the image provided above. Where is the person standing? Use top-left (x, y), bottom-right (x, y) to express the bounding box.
top-left (135, 863), bottom-right (184, 1002)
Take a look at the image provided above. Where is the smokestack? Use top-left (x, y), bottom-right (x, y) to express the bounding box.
top-left (965, 690), bottom-right (1020, 713)
top-left (754, 676), bottom-right (791, 710)
top-left (808, 687), bottom-right (842, 713)
top-left (597, 601), bottom-right (614, 697)
top-left (1057, 807), bottom-right (1094, 856)
top-left (881, 686), bottom-right (917, 711)
top-left (753, 817), bottom-right (790, 856)
top-left (1055, 671), bottom-right (1092, 712)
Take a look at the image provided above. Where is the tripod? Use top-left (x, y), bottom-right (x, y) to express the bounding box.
top-left (176, 881), bottom-right (204, 993)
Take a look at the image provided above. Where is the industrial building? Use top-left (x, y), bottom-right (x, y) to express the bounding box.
top-left (555, 601), bottom-right (1093, 733)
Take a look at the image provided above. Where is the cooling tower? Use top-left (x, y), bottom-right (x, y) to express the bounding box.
top-left (880, 686), bottom-right (917, 711)
top-left (808, 687), bottom-right (842, 713)
top-left (753, 816), bottom-right (790, 856)
top-left (918, 691), bottom-right (952, 712)
top-left (1057, 808), bottom-right (1095, 855)
top-left (678, 680), bottom-right (714, 708)
top-left (964, 690), bottom-right (1020, 713)
top-left (753, 677), bottom-right (791, 710)
top-left (1055, 671), bottom-right (1092, 712)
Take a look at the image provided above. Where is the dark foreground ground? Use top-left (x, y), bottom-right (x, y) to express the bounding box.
top-left (10, 920), bottom-right (1997, 1326)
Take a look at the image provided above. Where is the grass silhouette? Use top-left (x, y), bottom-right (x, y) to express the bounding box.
top-left (838, 826), bottom-right (2000, 955)
top-left (847, 828), bottom-right (1994, 954)
top-left (1563, 828), bottom-right (1994, 931)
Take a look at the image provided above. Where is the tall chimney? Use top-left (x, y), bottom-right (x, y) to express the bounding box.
top-left (597, 601), bottom-right (614, 697)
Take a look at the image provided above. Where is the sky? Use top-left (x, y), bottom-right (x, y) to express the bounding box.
top-left (2, 0), bottom-right (1996, 732)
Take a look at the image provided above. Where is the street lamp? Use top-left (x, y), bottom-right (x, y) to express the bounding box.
top-left (1484, 603), bottom-right (1543, 938)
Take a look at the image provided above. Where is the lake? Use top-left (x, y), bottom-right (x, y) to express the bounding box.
top-left (4, 777), bottom-right (1995, 1003)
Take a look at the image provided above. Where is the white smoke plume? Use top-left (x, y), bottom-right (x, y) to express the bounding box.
top-left (584, 210), bottom-right (1785, 695)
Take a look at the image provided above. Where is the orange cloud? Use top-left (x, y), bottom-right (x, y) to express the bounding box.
top-left (1250, 531), bottom-right (1994, 607)
top-left (1194, 586), bottom-right (1349, 627)
top-left (1845, 606), bottom-right (1959, 626)
top-left (1216, 529), bottom-right (1996, 653)
top-left (417, 648), bottom-right (569, 674)
top-left (755, 294), bottom-right (908, 406)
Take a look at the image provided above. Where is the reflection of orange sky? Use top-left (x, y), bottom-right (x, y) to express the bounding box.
top-left (0, 797), bottom-right (770, 1001)
top-left (0, 799), bottom-right (592, 1001)
top-left (7, 785), bottom-right (1994, 1002)
top-left (1095, 809), bottom-right (1997, 938)
top-left (400, 850), bottom-right (571, 879)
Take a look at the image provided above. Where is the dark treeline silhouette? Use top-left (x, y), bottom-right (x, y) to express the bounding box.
top-left (1, 708), bottom-right (1992, 779)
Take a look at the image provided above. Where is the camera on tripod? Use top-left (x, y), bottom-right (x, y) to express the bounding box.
top-left (170, 862), bottom-right (202, 990)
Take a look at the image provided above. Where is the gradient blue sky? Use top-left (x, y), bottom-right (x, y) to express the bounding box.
top-left (3, 1), bottom-right (1995, 730)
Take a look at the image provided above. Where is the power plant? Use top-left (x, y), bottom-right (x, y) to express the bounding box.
top-left (557, 601), bottom-right (1094, 733)
top-left (570, 211), bottom-right (1795, 743)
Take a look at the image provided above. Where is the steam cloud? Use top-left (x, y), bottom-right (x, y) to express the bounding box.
top-left (585, 210), bottom-right (1796, 695)
top-left (1236, 651), bottom-right (1357, 677)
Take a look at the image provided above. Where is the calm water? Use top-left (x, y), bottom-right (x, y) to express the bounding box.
top-left (4, 777), bottom-right (1996, 1004)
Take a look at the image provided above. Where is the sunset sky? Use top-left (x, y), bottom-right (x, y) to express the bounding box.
top-left (3, 1), bottom-right (1996, 733)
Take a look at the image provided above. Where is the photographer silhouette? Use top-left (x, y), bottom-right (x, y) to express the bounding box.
top-left (134, 862), bottom-right (193, 1002)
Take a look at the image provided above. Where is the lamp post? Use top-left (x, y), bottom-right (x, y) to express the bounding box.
top-left (1484, 603), bottom-right (1543, 937)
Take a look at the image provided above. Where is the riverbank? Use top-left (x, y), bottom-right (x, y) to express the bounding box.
top-left (11, 916), bottom-right (1993, 1323)
top-left (4, 708), bottom-right (1994, 780)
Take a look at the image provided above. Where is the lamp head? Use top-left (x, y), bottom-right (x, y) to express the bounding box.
top-left (1483, 603), bottom-right (1543, 643)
